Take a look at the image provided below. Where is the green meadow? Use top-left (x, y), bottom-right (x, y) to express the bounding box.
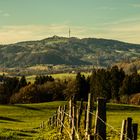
top-left (0, 101), bottom-right (140, 139)
top-left (0, 101), bottom-right (66, 139)
top-left (26, 72), bottom-right (91, 83)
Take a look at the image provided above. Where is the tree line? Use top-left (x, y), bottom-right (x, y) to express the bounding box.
top-left (0, 66), bottom-right (140, 104)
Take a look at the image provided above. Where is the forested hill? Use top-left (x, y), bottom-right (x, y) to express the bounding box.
top-left (0, 36), bottom-right (140, 68)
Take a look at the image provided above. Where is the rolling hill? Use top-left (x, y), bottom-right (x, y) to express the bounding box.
top-left (0, 36), bottom-right (140, 68)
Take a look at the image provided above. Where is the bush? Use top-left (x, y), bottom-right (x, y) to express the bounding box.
top-left (130, 93), bottom-right (140, 105)
top-left (10, 84), bottom-right (41, 104)
top-left (119, 95), bottom-right (130, 104)
top-left (10, 80), bottom-right (66, 104)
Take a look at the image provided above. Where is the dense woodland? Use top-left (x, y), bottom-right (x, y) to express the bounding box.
top-left (0, 66), bottom-right (140, 104)
top-left (1, 36), bottom-right (140, 68)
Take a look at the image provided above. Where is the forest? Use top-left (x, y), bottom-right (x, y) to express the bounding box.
top-left (0, 66), bottom-right (140, 105)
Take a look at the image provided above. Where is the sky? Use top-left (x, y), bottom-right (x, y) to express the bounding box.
top-left (0, 0), bottom-right (140, 44)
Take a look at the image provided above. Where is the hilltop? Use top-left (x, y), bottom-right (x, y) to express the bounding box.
top-left (0, 36), bottom-right (140, 68)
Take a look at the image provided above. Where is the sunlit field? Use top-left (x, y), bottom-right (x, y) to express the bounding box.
top-left (0, 102), bottom-right (139, 139)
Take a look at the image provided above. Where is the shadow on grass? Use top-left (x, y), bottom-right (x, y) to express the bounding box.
top-left (107, 104), bottom-right (140, 111)
top-left (0, 116), bottom-right (23, 122)
top-left (14, 104), bottom-right (42, 111)
top-left (17, 133), bottom-right (32, 137)
top-left (20, 129), bottom-right (37, 134)
top-left (0, 136), bottom-right (12, 140)
top-left (0, 121), bottom-right (8, 123)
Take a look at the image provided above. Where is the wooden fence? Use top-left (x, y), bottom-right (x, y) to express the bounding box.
top-left (48, 93), bottom-right (138, 140)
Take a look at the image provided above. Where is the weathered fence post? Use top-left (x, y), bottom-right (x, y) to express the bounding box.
top-left (60, 105), bottom-right (66, 133)
top-left (49, 117), bottom-right (52, 126)
top-left (78, 99), bottom-right (84, 130)
top-left (71, 106), bottom-right (76, 140)
top-left (85, 93), bottom-right (94, 137)
top-left (132, 123), bottom-right (138, 140)
top-left (69, 97), bottom-right (72, 128)
top-left (52, 116), bottom-right (55, 127)
top-left (73, 95), bottom-right (77, 130)
top-left (88, 135), bottom-right (94, 140)
top-left (40, 121), bottom-right (45, 129)
top-left (126, 117), bottom-right (133, 140)
top-left (84, 104), bottom-right (87, 129)
top-left (57, 106), bottom-right (61, 127)
top-left (120, 118), bottom-right (138, 140)
top-left (120, 120), bottom-right (126, 140)
top-left (76, 107), bottom-right (79, 131)
top-left (94, 98), bottom-right (106, 140)
top-left (55, 110), bottom-right (57, 127)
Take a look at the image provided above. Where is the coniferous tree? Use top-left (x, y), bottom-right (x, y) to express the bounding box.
top-left (110, 66), bottom-right (125, 101)
top-left (75, 72), bottom-right (89, 100)
top-left (17, 75), bottom-right (27, 90)
top-left (34, 75), bottom-right (54, 85)
top-left (90, 69), bottom-right (111, 100)
top-left (119, 73), bottom-right (140, 96)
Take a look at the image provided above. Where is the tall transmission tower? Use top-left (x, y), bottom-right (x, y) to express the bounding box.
top-left (69, 28), bottom-right (71, 38)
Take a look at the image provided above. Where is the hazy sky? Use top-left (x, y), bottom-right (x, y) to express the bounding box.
top-left (0, 0), bottom-right (140, 44)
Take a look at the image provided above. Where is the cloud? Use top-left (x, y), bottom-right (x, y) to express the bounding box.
top-left (0, 10), bottom-right (10, 17)
top-left (131, 4), bottom-right (140, 8)
top-left (0, 24), bottom-right (71, 44)
top-left (96, 6), bottom-right (116, 10)
top-left (96, 20), bottom-right (140, 44)
top-left (102, 17), bottom-right (140, 26)
top-left (0, 23), bottom-right (140, 44)
top-left (3, 13), bottom-right (10, 17)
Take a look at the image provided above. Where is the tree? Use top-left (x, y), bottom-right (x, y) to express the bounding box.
top-left (75, 72), bottom-right (89, 100)
top-left (110, 66), bottom-right (125, 101)
top-left (2, 76), bottom-right (19, 103)
top-left (63, 79), bottom-right (79, 100)
top-left (34, 75), bottom-right (54, 85)
top-left (119, 73), bottom-right (140, 96)
top-left (17, 75), bottom-right (27, 90)
top-left (10, 84), bottom-right (40, 104)
top-left (90, 68), bottom-right (111, 100)
top-left (0, 84), bottom-right (7, 104)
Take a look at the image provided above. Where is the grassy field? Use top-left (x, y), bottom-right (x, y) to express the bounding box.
top-left (0, 101), bottom-right (66, 139)
top-left (0, 102), bottom-right (140, 139)
top-left (26, 72), bottom-right (91, 83)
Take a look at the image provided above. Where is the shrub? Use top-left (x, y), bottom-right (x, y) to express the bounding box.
top-left (119, 95), bottom-right (130, 104)
top-left (10, 84), bottom-right (40, 104)
top-left (130, 93), bottom-right (140, 105)
top-left (10, 80), bottom-right (66, 104)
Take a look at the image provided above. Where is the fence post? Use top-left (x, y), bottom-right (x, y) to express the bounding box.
top-left (76, 107), bottom-right (79, 131)
top-left (84, 104), bottom-right (87, 129)
top-left (85, 93), bottom-right (94, 137)
top-left (57, 106), bottom-right (61, 127)
top-left (60, 105), bottom-right (66, 133)
top-left (132, 123), bottom-right (138, 140)
top-left (69, 97), bottom-right (72, 128)
top-left (120, 120), bottom-right (126, 140)
top-left (78, 99), bottom-right (84, 130)
top-left (55, 110), bottom-right (57, 127)
top-left (71, 106), bottom-right (76, 140)
top-left (94, 98), bottom-right (106, 140)
top-left (52, 116), bottom-right (55, 127)
top-left (49, 117), bottom-right (52, 126)
top-left (88, 134), bottom-right (94, 140)
top-left (126, 117), bottom-right (133, 140)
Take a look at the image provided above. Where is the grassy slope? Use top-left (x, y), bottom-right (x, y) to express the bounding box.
top-left (106, 104), bottom-right (140, 139)
top-left (0, 101), bottom-right (66, 139)
top-left (0, 102), bottom-right (140, 139)
top-left (26, 72), bottom-right (91, 83)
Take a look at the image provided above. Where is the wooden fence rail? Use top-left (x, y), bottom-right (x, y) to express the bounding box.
top-left (48, 93), bottom-right (138, 140)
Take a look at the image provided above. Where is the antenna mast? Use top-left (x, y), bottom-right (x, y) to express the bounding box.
top-left (69, 28), bottom-right (71, 38)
